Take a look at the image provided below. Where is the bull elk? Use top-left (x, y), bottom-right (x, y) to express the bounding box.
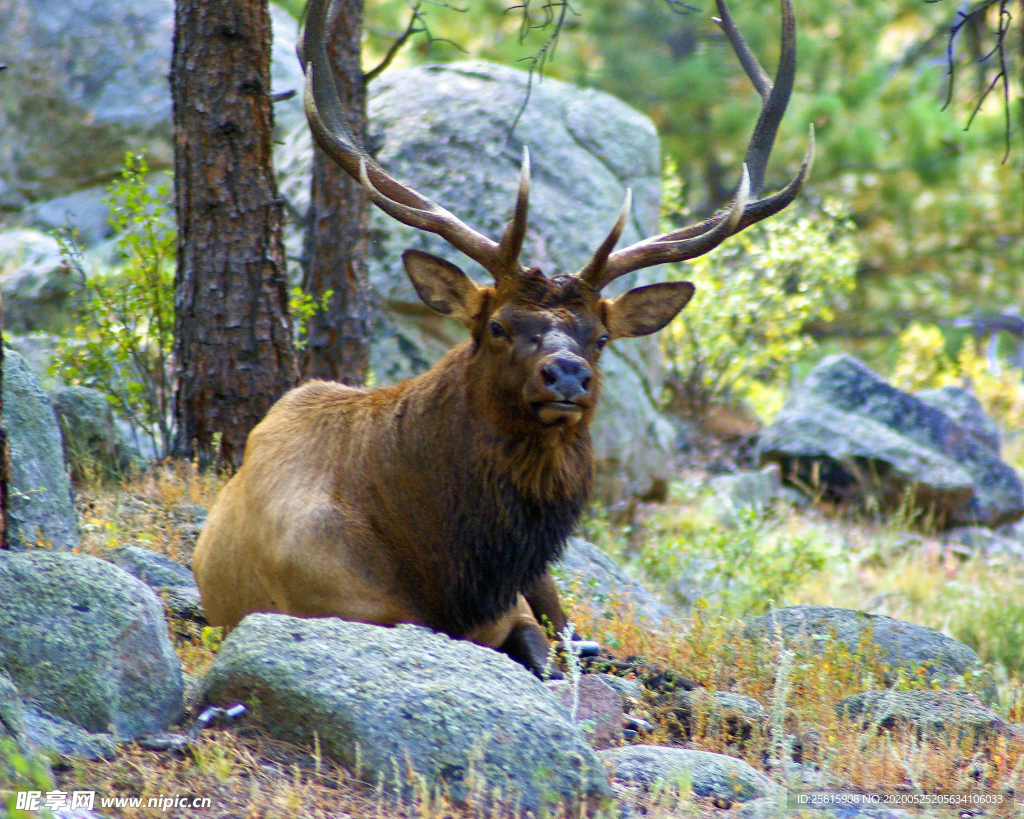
top-left (193, 0), bottom-right (813, 676)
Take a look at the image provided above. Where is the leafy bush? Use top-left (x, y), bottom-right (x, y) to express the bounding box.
top-left (51, 154), bottom-right (176, 460)
top-left (660, 173), bottom-right (858, 422)
top-left (638, 501), bottom-right (840, 619)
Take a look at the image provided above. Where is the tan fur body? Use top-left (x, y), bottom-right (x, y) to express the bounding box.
top-left (193, 337), bottom-right (591, 649)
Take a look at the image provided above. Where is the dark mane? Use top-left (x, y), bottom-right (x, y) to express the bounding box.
top-left (414, 433), bottom-right (593, 636)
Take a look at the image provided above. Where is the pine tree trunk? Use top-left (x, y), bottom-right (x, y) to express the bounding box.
top-left (300, 0), bottom-right (372, 386)
top-left (171, 0), bottom-right (297, 467)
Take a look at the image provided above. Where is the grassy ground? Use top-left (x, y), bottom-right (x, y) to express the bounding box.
top-left (5, 461), bottom-right (1024, 817)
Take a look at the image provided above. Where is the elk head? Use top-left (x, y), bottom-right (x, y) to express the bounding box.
top-left (299, 0), bottom-right (813, 435)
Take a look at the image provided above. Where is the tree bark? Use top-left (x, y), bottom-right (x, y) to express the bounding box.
top-left (300, 0), bottom-right (372, 386)
top-left (171, 0), bottom-right (298, 467)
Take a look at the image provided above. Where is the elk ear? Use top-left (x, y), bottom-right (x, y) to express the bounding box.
top-left (402, 249), bottom-right (487, 327)
top-left (602, 281), bottom-right (696, 339)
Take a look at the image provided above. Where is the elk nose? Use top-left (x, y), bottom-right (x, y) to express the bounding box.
top-left (541, 355), bottom-right (592, 401)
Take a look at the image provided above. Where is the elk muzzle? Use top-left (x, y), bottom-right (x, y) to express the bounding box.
top-left (527, 349), bottom-right (594, 426)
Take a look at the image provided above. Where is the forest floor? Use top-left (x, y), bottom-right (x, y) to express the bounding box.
top-left (23, 460), bottom-right (1024, 818)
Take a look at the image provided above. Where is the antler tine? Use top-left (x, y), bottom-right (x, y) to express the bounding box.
top-left (581, 0), bottom-right (809, 291)
top-left (590, 167), bottom-right (750, 289)
top-left (493, 147), bottom-right (532, 277)
top-left (302, 0), bottom-right (524, 280)
top-left (712, 0), bottom-right (772, 103)
top-left (577, 188), bottom-right (632, 288)
top-left (720, 0), bottom-right (797, 196)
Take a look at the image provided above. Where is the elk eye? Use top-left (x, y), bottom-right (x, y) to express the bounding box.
top-left (595, 335), bottom-right (609, 351)
top-left (489, 321), bottom-right (507, 339)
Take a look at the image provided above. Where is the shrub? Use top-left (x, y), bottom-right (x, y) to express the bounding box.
top-left (639, 500), bottom-right (840, 619)
top-left (51, 154), bottom-right (176, 460)
top-left (659, 167), bottom-right (858, 422)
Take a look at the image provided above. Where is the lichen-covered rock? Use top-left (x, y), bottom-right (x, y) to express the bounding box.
top-left (757, 355), bottom-right (1024, 527)
top-left (109, 545), bottom-right (203, 621)
top-left (915, 384), bottom-right (1001, 454)
top-left (22, 703), bottom-right (116, 760)
top-left (0, 0), bottom-right (301, 203)
top-left (546, 675), bottom-right (623, 750)
top-left (601, 745), bottom-right (779, 804)
top-left (0, 551), bottom-right (184, 738)
top-left (51, 386), bottom-right (143, 483)
top-left (746, 606), bottom-right (996, 703)
top-left (202, 614), bottom-right (612, 813)
top-left (0, 669), bottom-right (28, 749)
top-left (0, 230), bottom-right (76, 334)
top-left (553, 537), bottom-right (672, 626)
top-left (2, 347), bottom-right (79, 550)
top-left (276, 60), bottom-right (675, 501)
top-left (836, 690), bottom-right (1006, 741)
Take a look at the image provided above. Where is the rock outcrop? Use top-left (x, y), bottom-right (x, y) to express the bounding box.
top-left (0, 551), bottom-right (184, 739)
top-left (202, 614), bottom-right (612, 813)
top-left (2, 347), bottom-right (79, 550)
top-left (757, 355), bottom-right (1024, 527)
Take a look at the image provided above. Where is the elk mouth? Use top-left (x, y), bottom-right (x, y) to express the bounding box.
top-left (532, 400), bottom-right (584, 426)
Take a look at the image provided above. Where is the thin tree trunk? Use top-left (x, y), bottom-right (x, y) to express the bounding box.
top-left (171, 0), bottom-right (297, 467)
top-left (301, 0), bottom-right (372, 386)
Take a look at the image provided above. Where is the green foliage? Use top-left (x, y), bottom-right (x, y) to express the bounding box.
top-left (640, 503), bottom-right (839, 620)
top-left (1, 737), bottom-right (55, 819)
top-left (289, 287), bottom-right (333, 350)
top-left (660, 187), bottom-right (858, 419)
top-left (946, 583), bottom-right (1024, 679)
top-left (50, 154), bottom-right (176, 460)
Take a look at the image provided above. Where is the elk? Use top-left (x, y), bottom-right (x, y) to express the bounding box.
top-left (192, 0), bottom-right (813, 677)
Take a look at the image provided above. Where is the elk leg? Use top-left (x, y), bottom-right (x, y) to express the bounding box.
top-left (524, 571), bottom-right (601, 657)
top-left (523, 571), bottom-right (568, 636)
top-left (499, 621), bottom-right (562, 680)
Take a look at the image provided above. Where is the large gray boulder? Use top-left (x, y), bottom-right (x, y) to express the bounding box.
top-left (0, 0), bottom-right (302, 205)
top-left (757, 355), bottom-right (1024, 527)
top-left (51, 386), bottom-right (142, 484)
top-left (746, 606), bottom-right (995, 703)
top-left (0, 551), bottom-right (184, 739)
top-left (0, 0), bottom-right (174, 201)
top-left (276, 61), bottom-right (676, 500)
top-left (0, 230), bottom-right (75, 335)
top-left (601, 746), bottom-right (779, 804)
top-left (201, 614), bottom-right (612, 813)
top-left (2, 347), bottom-right (79, 550)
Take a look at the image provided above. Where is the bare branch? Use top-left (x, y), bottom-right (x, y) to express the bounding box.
top-left (928, 0), bottom-right (1015, 160)
top-left (364, 0), bottom-right (467, 84)
top-left (508, 0), bottom-right (578, 136)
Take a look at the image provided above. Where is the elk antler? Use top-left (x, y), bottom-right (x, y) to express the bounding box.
top-left (577, 0), bottom-right (814, 291)
top-left (300, 0), bottom-right (531, 283)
